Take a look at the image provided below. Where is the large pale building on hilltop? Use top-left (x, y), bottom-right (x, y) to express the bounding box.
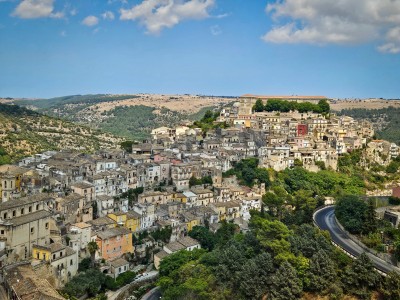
top-left (237, 94), bottom-right (330, 115)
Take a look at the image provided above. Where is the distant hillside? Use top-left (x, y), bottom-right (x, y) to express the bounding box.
top-left (0, 103), bottom-right (123, 164)
top-left (12, 94), bottom-right (234, 140)
top-left (336, 107), bottom-right (400, 145)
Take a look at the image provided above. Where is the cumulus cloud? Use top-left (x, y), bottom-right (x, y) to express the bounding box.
top-left (262, 0), bottom-right (400, 54)
top-left (120, 0), bottom-right (215, 34)
top-left (82, 15), bottom-right (99, 27)
top-left (12, 0), bottom-right (63, 19)
top-left (102, 11), bottom-right (115, 20)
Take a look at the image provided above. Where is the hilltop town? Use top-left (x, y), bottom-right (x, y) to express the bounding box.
top-left (1, 95), bottom-right (400, 299)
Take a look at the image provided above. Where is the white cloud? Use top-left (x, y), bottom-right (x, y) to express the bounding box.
top-left (263, 0), bottom-right (400, 54)
top-left (82, 15), bottom-right (99, 27)
top-left (102, 11), bottom-right (115, 20)
top-left (210, 24), bottom-right (221, 35)
top-left (108, 0), bottom-right (128, 4)
top-left (12, 0), bottom-right (63, 19)
top-left (120, 0), bottom-right (215, 34)
top-left (60, 30), bottom-right (66, 37)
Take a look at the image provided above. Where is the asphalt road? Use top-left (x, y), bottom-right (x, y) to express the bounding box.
top-left (314, 206), bottom-right (400, 274)
top-left (141, 287), bottom-right (162, 300)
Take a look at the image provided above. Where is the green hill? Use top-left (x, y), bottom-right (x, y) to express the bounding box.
top-left (336, 107), bottom-right (400, 145)
top-left (11, 94), bottom-right (231, 140)
top-left (0, 103), bottom-right (123, 164)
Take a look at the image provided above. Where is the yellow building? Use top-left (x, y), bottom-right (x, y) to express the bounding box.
top-left (0, 165), bottom-right (25, 202)
top-left (181, 212), bottom-right (200, 231)
top-left (107, 211), bottom-right (141, 233)
top-left (32, 243), bottom-right (79, 287)
top-left (173, 193), bottom-right (187, 204)
top-left (32, 244), bottom-right (51, 261)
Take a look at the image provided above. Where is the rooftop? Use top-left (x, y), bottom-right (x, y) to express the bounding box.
top-left (8, 210), bottom-right (52, 226)
top-left (109, 257), bottom-right (129, 268)
top-left (96, 227), bottom-right (131, 240)
top-left (178, 236), bottom-right (200, 248)
top-left (0, 194), bottom-right (54, 211)
top-left (87, 216), bottom-right (116, 226)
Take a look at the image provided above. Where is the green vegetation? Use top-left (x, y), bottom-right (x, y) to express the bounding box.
top-left (157, 153), bottom-right (399, 299)
top-left (335, 195), bottom-right (377, 235)
top-left (120, 140), bottom-right (135, 153)
top-left (223, 158), bottom-right (271, 187)
top-left (100, 105), bottom-right (163, 140)
top-left (0, 147), bottom-right (11, 165)
top-left (336, 107), bottom-right (400, 145)
top-left (15, 94), bottom-right (137, 110)
top-left (189, 176), bottom-right (213, 187)
top-left (151, 226), bottom-right (173, 243)
top-left (116, 187), bottom-right (144, 206)
top-left (63, 268), bottom-right (136, 298)
top-left (253, 99), bottom-right (330, 114)
top-left (158, 219), bottom-right (386, 300)
top-left (338, 149), bottom-right (394, 190)
top-left (13, 94), bottom-right (230, 141)
top-left (192, 109), bottom-right (229, 133)
top-left (0, 103), bottom-right (119, 164)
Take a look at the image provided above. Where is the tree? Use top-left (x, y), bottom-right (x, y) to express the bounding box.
top-left (63, 269), bottom-right (107, 298)
top-left (189, 226), bottom-right (216, 251)
top-left (269, 261), bottom-right (303, 300)
top-left (289, 224), bottom-right (332, 259)
top-left (253, 99), bottom-right (264, 112)
top-left (335, 195), bottom-right (368, 234)
top-left (341, 253), bottom-right (380, 299)
top-left (318, 99), bottom-right (330, 114)
top-left (159, 249), bottom-right (206, 277)
top-left (239, 252), bottom-right (274, 299)
top-left (386, 161), bottom-right (400, 173)
top-left (305, 250), bottom-right (337, 293)
top-left (87, 241), bottom-right (99, 268)
top-left (120, 140), bottom-right (134, 153)
top-left (78, 257), bottom-right (91, 272)
top-left (381, 271), bottom-right (400, 300)
top-left (262, 192), bottom-right (284, 219)
top-left (363, 198), bottom-right (378, 234)
top-left (250, 215), bottom-right (292, 255)
top-left (215, 221), bottom-right (238, 248)
top-left (151, 226), bottom-right (173, 243)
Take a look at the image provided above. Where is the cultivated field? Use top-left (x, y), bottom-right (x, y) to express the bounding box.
top-left (92, 94), bottom-right (235, 114)
top-left (331, 99), bottom-right (400, 111)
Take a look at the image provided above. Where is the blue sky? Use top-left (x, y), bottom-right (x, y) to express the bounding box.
top-left (0, 0), bottom-right (400, 99)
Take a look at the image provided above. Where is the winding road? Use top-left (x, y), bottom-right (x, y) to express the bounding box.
top-left (314, 206), bottom-right (400, 274)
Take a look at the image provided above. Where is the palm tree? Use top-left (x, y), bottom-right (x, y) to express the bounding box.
top-left (87, 241), bottom-right (99, 268)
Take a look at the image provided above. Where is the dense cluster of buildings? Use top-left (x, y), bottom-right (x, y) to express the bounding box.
top-left (0, 96), bottom-right (399, 298)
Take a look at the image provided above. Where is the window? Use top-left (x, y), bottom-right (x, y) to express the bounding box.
top-left (29, 206), bottom-right (32, 213)
top-left (31, 227), bottom-right (34, 234)
top-left (70, 259), bottom-right (73, 266)
top-left (45, 222), bottom-right (49, 229)
top-left (21, 208), bottom-right (24, 215)
top-left (36, 204), bottom-right (39, 210)
top-left (0, 230), bottom-right (4, 235)
top-left (53, 254), bottom-right (56, 259)
top-left (3, 213), bottom-right (7, 219)
top-left (12, 210), bottom-right (16, 217)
